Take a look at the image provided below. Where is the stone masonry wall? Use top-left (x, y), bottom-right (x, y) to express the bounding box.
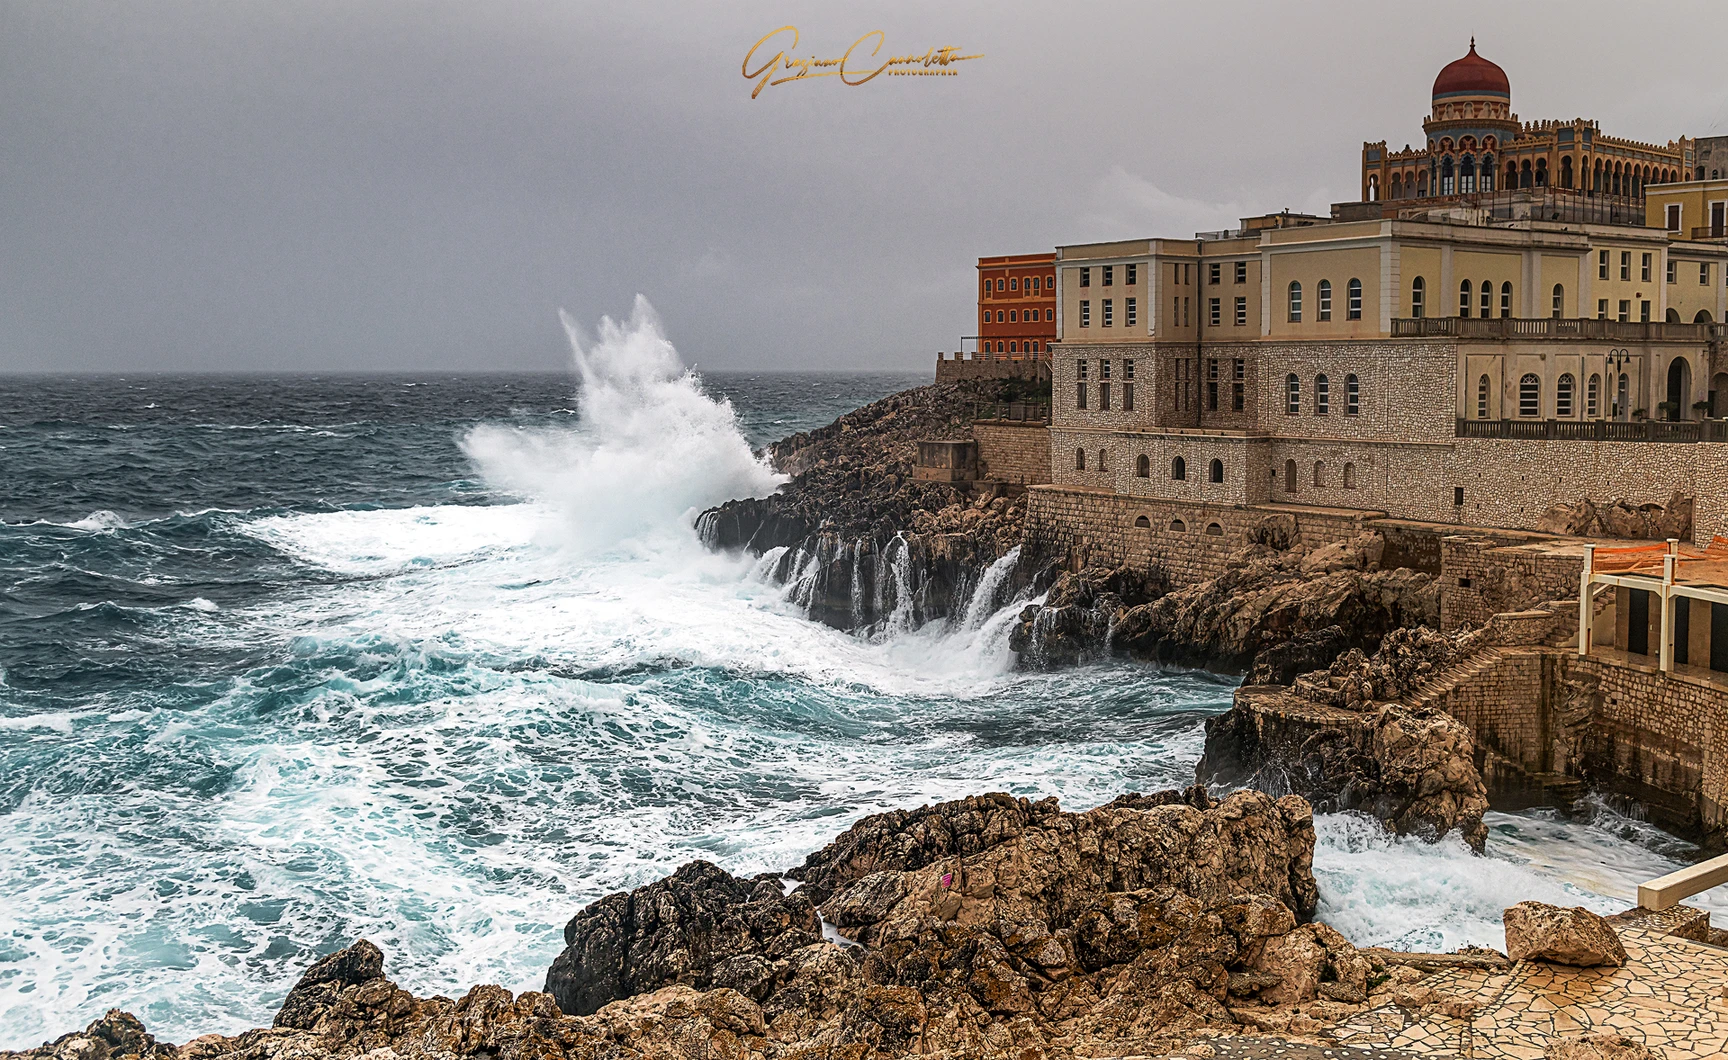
top-left (934, 355), bottom-right (1050, 384)
top-left (973, 422), bottom-right (1050, 487)
top-left (1440, 536), bottom-right (1586, 630)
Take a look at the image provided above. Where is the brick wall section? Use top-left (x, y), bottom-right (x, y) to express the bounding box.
top-left (972, 423), bottom-right (1050, 486)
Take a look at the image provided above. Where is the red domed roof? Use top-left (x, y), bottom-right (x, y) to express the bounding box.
top-left (1433, 39), bottom-right (1509, 98)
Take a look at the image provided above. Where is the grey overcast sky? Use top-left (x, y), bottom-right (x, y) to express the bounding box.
top-left (3, 1), bottom-right (1725, 374)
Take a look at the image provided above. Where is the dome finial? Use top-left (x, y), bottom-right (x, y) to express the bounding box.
top-left (1469, 36), bottom-right (1476, 51)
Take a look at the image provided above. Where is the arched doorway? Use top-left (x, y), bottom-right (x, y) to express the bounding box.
top-left (1696, 310), bottom-right (1715, 324)
top-left (1713, 372), bottom-right (1728, 418)
top-left (1667, 358), bottom-right (1693, 421)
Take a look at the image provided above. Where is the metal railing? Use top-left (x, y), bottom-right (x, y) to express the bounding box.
top-left (1457, 418), bottom-right (1728, 442)
top-left (1394, 316), bottom-right (1726, 342)
top-left (1690, 226), bottom-right (1728, 241)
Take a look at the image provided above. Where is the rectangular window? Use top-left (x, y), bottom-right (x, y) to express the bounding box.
top-left (1640, 299), bottom-right (1651, 322)
top-left (1641, 253), bottom-right (1652, 282)
top-left (1125, 263), bottom-right (1137, 286)
top-left (1667, 203), bottom-right (1682, 231)
top-left (1101, 359), bottom-right (1110, 380)
top-left (1319, 283), bottom-right (1332, 321)
top-left (1618, 299), bottom-right (1630, 322)
top-left (1100, 382), bottom-right (1111, 411)
top-left (1209, 262), bottom-right (1221, 285)
top-left (1009, 310), bottom-right (1018, 322)
top-left (1009, 277), bottom-right (1018, 291)
top-left (1234, 296), bottom-right (1247, 326)
top-left (1621, 251), bottom-right (1631, 280)
top-left (1668, 260), bottom-right (1677, 283)
top-left (1174, 296), bottom-right (1180, 327)
top-left (1077, 359), bottom-right (1088, 379)
top-left (1598, 251), bottom-right (1609, 279)
top-left (1080, 267), bottom-right (1090, 288)
top-left (1207, 358), bottom-right (1219, 411)
top-left (1172, 263), bottom-right (1181, 286)
top-left (1125, 297), bottom-right (1137, 327)
top-left (1076, 383), bottom-right (1087, 410)
top-left (1102, 265), bottom-right (1113, 287)
top-left (1704, 263), bottom-right (1712, 286)
top-left (1102, 299), bottom-right (1114, 327)
top-left (1183, 297), bottom-right (1190, 327)
top-left (1123, 359), bottom-right (1134, 381)
top-left (1123, 382), bottom-right (1134, 411)
top-left (1079, 300), bottom-right (1090, 327)
top-left (1598, 298), bottom-right (1609, 319)
top-left (1232, 383), bottom-right (1244, 411)
top-left (1209, 298), bottom-right (1221, 326)
top-left (1234, 261), bottom-right (1248, 284)
top-left (1348, 283), bottom-right (1362, 319)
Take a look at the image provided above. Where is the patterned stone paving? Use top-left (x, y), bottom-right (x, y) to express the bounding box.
top-left (1319, 906), bottom-right (1728, 1059)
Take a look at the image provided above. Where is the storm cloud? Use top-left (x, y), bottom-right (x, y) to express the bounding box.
top-left (2, 1), bottom-right (1723, 372)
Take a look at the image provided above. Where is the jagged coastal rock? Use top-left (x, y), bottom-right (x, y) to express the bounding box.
top-left (1198, 624), bottom-right (1495, 851)
top-left (699, 381), bottom-right (1045, 632)
top-left (11, 789), bottom-right (1493, 1060)
top-left (1009, 532), bottom-right (1438, 676)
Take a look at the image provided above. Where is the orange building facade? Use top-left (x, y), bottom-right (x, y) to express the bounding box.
top-left (978, 254), bottom-right (1057, 360)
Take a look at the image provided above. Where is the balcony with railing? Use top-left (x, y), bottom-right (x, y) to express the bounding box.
top-left (1457, 418), bottom-right (1728, 443)
top-left (1689, 226), bottom-right (1728, 242)
top-left (1395, 316), bottom-right (1726, 343)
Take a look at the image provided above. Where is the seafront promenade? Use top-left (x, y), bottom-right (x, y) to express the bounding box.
top-left (1166, 905), bottom-right (1728, 1060)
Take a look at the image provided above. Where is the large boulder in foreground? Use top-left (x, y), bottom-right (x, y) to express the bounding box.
top-left (1503, 902), bottom-right (1628, 967)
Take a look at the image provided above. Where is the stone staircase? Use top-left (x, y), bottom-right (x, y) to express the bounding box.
top-left (1404, 646), bottom-right (1509, 707)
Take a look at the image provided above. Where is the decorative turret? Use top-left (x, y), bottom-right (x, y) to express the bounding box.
top-left (1422, 39), bottom-right (1519, 181)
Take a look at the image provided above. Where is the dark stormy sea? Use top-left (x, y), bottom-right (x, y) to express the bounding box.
top-left (0, 300), bottom-right (1716, 1047)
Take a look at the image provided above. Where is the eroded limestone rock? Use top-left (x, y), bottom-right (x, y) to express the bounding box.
top-left (1503, 902), bottom-right (1628, 967)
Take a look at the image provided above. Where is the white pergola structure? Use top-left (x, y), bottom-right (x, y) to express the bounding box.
top-left (1578, 538), bottom-right (1728, 671)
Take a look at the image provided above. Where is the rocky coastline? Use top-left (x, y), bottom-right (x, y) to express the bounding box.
top-left (13, 384), bottom-right (1705, 1060)
top-left (10, 788), bottom-right (1665, 1060)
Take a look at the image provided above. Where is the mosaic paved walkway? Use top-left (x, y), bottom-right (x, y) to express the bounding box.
top-left (1321, 907), bottom-right (1728, 1059)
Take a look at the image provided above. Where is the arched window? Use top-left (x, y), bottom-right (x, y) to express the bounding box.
top-left (1171, 456), bottom-right (1186, 480)
top-left (1440, 156), bottom-right (1455, 196)
top-left (1097, 449), bottom-right (1108, 472)
top-left (1318, 279), bottom-right (1333, 321)
top-left (1519, 373), bottom-right (1541, 418)
top-left (1009, 341), bottom-right (1018, 352)
top-left (1460, 279), bottom-right (1472, 317)
top-left (1204, 522), bottom-right (1224, 537)
top-left (1535, 158), bottom-right (1548, 187)
top-left (1480, 279), bottom-right (1491, 318)
top-left (1556, 373), bottom-right (1575, 417)
top-left (1133, 515), bottom-right (1151, 528)
top-left (1286, 374), bottom-right (1301, 414)
top-left (1367, 174), bottom-right (1379, 201)
top-left (1411, 276), bottom-right (1425, 318)
top-left (1075, 448), bottom-right (1086, 470)
top-left (1169, 518), bottom-right (1187, 532)
top-left (1135, 454), bottom-right (1150, 478)
top-left (1209, 458), bottom-right (1224, 483)
top-left (1561, 155), bottom-right (1574, 189)
top-left (1391, 173), bottom-right (1403, 199)
top-left (1521, 159), bottom-right (1533, 189)
top-left (1315, 374), bottom-right (1330, 415)
top-left (1284, 458), bottom-right (1297, 493)
top-left (1313, 461), bottom-right (1327, 488)
top-left (1552, 283), bottom-right (1564, 319)
top-left (1343, 462), bottom-right (1357, 489)
top-left (1288, 281), bottom-right (1303, 322)
top-left (1347, 278), bottom-right (1362, 320)
top-left (1345, 373), bottom-right (1360, 414)
top-left (1587, 373), bottom-right (1600, 418)
top-left (1509, 159), bottom-right (1520, 190)
top-left (1477, 374), bottom-right (1491, 419)
top-left (1460, 154), bottom-right (1476, 194)
top-left (1481, 153), bottom-right (1494, 191)
top-left (1500, 281), bottom-right (1513, 318)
